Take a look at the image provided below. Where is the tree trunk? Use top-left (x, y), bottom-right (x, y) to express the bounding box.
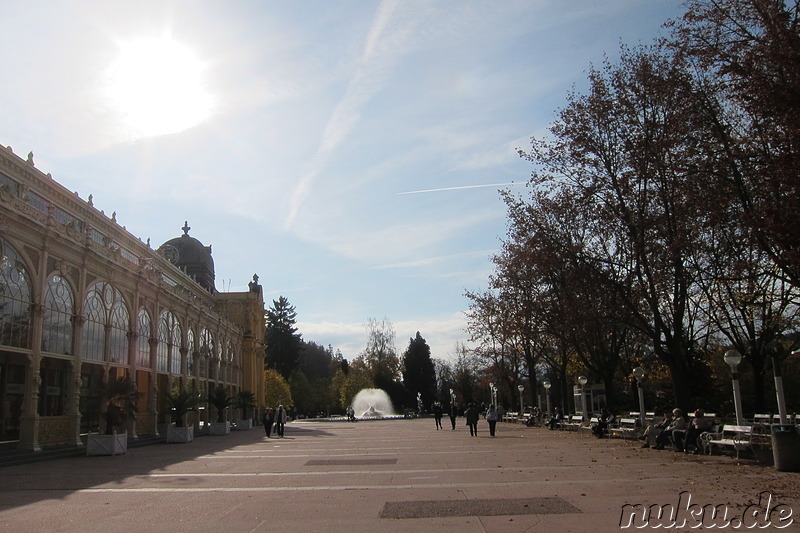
top-left (667, 359), bottom-right (693, 414)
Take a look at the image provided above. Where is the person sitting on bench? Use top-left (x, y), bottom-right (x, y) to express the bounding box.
top-left (652, 408), bottom-right (688, 450)
top-left (548, 407), bottom-right (564, 430)
top-left (592, 408), bottom-right (615, 438)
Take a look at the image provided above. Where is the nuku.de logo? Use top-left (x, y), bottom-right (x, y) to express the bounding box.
top-left (619, 491), bottom-right (793, 529)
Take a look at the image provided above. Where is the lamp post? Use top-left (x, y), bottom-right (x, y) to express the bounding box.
top-left (771, 346), bottom-right (787, 425)
top-left (633, 367), bottom-right (646, 426)
top-left (724, 350), bottom-right (744, 425)
top-left (490, 384), bottom-right (498, 408)
top-left (449, 388), bottom-right (455, 404)
top-left (578, 375), bottom-right (588, 421)
top-left (543, 380), bottom-right (551, 416)
top-left (517, 384), bottom-right (524, 413)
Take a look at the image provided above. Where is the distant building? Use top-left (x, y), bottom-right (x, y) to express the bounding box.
top-left (0, 144), bottom-right (265, 451)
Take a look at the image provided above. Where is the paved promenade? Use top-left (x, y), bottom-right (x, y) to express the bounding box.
top-left (0, 418), bottom-right (798, 532)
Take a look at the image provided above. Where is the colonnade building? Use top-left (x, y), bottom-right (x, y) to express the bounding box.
top-left (0, 144), bottom-right (266, 452)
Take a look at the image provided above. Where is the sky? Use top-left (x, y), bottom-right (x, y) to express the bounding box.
top-left (0, 1), bottom-right (685, 362)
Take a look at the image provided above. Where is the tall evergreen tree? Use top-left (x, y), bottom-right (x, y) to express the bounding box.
top-left (264, 296), bottom-right (301, 378)
top-left (402, 332), bottom-right (437, 408)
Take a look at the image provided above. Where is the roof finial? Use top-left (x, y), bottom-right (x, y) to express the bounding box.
top-left (182, 221), bottom-right (191, 235)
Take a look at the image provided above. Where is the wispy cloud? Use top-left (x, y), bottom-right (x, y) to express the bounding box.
top-left (285, 0), bottom-right (401, 229)
top-left (374, 249), bottom-right (496, 270)
top-left (397, 182), bottom-right (516, 195)
top-left (312, 208), bottom-right (501, 264)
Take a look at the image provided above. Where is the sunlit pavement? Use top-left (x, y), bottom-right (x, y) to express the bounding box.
top-left (0, 419), bottom-right (798, 532)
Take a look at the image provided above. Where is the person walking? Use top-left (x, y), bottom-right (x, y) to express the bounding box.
top-left (262, 407), bottom-right (275, 438)
top-left (432, 402), bottom-right (444, 430)
top-left (465, 403), bottom-right (479, 436)
top-left (486, 404), bottom-right (498, 436)
top-left (449, 401), bottom-right (458, 430)
top-left (274, 404), bottom-right (287, 438)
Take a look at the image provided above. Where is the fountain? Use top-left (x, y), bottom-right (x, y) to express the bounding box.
top-left (351, 388), bottom-right (396, 419)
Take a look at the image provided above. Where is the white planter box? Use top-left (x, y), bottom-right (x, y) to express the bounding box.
top-left (209, 421), bottom-right (231, 435)
top-left (166, 425), bottom-right (194, 443)
top-left (236, 419), bottom-right (253, 430)
top-left (86, 431), bottom-right (128, 456)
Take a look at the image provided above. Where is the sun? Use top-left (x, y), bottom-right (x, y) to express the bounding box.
top-left (105, 36), bottom-right (214, 138)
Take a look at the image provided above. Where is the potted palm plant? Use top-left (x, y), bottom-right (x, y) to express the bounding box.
top-left (206, 384), bottom-right (233, 435)
top-left (234, 390), bottom-right (256, 430)
top-left (86, 376), bottom-right (138, 456)
top-left (165, 383), bottom-right (201, 443)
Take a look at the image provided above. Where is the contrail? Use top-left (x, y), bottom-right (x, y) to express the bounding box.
top-left (397, 182), bottom-right (516, 195)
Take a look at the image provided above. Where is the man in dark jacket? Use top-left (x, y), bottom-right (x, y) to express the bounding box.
top-left (465, 403), bottom-right (479, 436)
top-left (262, 408), bottom-right (274, 438)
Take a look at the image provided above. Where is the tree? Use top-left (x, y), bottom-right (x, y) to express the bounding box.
top-left (464, 289), bottom-right (524, 409)
top-left (234, 390), bottom-right (256, 421)
top-left (362, 317), bottom-right (400, 382)
top-left (289, 369), bottom-right (313, 416)
top-left (697, 238), bottom-right (800, 410)
top-left (518, 45), bottom-right (714, 410)
top-left (206, 385), bottom-right (233, 423)
top-left (297, 340), bottom-right (335, 382)
top-left (265, 296), bottom-right (302, 378)
top-left (165, 382), bottom-right (200, 428)
top-left (670, 0), bottom-right (800, 286)
top-left (451, 342), bottom-right (481, 405)
top-left (433, 357), bottom-right (454, 402)
top-left (402, 332), bottom-right (437, 408)
top-left (264, 368), bottom-right (293, 409)
top-left (99, 376), bottom-right (139, 434)
top-left (331, 362), bottom-right (372, 411)
top-left (497, 188), bottom-right (644, 411)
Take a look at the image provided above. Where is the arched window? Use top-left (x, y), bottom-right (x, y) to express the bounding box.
top-left (157, 310), bottom-right (181, 374)
top-left (170, 316), bottom-right (182, 374)
top-left (0, 239), bottom-right (32, 348)
top-left (186, 328), bottom-right (195, 375)
top-left (211, 333), bottom-right (220, 381)
top-left (227, 339), bottom-right (235, 364)
top-left (108, 295), bottom-right (128, 364)
top-left (136, 309), bottom-right (151, 368)
top-left (81, 282), bottom-right (129, 363)
top-left (42, 275), bottom-right (74, 355)
top-left (199, 328), bottom-right (212, 379)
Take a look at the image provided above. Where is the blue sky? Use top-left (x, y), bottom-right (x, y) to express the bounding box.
top-left (0, 1), bottom-right (684, 361)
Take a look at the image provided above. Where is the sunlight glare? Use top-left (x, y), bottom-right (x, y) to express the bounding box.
top-left (106, 37), bottom-right (214, 138)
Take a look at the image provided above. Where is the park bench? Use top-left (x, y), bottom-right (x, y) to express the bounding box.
top-left (752, 413), bottom-right (771, 426)
top-left (579, 417), bottom-right (599, 435)
top-left (502, 411), bottom-right (518, 423)
top-left (563, 415), bottom-right (584, 431)
top-left (701, 425), bottom-right (755, 460)
top-left (609, 418), bottom-right (638, 440)
top-left (771, 414), bottom-right (796, 425)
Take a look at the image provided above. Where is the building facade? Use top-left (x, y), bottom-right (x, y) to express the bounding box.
top-left (0, 145), bottom-right (265, 451)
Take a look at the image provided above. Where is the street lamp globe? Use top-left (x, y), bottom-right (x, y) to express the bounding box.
top-left (632, 367), bottom-right (645, 381)
top-left (543, 381), bottom-right (551, 390)
top-left (724, 349), bottom-right (742, 369)
top-left (578, 375), bottom-right (588, 386)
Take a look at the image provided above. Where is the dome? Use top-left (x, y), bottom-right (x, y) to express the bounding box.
top-left (158, 222), bottom-right (216, 292)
